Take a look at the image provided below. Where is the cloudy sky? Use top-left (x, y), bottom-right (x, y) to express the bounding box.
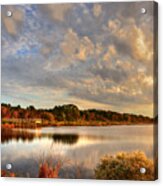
top-left (1, 2), bottom-right (155, 116)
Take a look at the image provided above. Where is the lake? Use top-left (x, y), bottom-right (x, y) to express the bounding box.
top-left (1, 125), bottom-right (154, 178)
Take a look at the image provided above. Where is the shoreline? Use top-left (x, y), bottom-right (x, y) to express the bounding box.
top-left (1, 121), bottom-right (154, 129)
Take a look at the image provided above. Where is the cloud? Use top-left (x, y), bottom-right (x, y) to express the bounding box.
top-left (2, 6), bottom-right (24, 36)
top-left (60, 28), bottom-right (79, 56)
top-left (108, 18), bottom-right (153, 63)
top-left (39, 4), bottom-right (73, 22)
top-left (108, 19), bottom-right (121, 33)
top-left (60, 28), bottom-right (95, 61)
top-left (103, 45), bottom-right (117, 62)
top-left (93, 4), bottom-right (102, 17)
top-left (75, 36), bottom-right (95, 61)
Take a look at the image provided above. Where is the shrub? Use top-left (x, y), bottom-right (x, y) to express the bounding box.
top-left (1, 170), bottom-right (15, 177)
top-left (94, 151), bottom-right (154, 180)
top-left (38, 162), bottom-right (61, 178)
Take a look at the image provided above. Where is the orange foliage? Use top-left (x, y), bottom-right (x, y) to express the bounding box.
top-left (38, 162), bottom-right (61, 178)
top-left (1, 170), bottom-right (15, 177)
top-left (2, 123), bottom-right (15, 129)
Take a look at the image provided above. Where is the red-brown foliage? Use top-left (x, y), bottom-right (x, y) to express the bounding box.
top-left (2, 123), bottom-right (15, 129)
top-left (1, 170), bottom-right (15, 177)
top-left (38, 162), bottom-right (61, 178)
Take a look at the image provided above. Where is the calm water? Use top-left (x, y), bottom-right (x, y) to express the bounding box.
top-left (1, 125), bottom-right (154, 178)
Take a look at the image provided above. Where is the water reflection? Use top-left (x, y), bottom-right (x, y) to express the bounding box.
top-left (1, 125), bottom-right (154, 177)
top-left (1, 128), bottom-right (107, 145)
top-left (52, 134), bottom-right (79, 145)
top-left (1, 129), bottom-right (36, 143)
top-left (1, 129), bottom-right (80, 145)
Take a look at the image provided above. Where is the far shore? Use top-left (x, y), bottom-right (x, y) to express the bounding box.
top-left (1, 120), bottom-right (155, 129)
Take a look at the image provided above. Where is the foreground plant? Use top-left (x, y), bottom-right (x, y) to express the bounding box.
top-left (1, 170), bottom-right (15, 177)
top-left (95, 151), bottom-right (155, 180)
top-left (38, 162), bottom-right (61, 178)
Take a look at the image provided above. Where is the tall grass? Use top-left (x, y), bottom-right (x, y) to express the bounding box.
top-left (38, 162), bottom-right (61, 178)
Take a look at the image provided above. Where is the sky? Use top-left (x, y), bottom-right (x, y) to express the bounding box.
top-left (1, 2), bottom-right (156, 117)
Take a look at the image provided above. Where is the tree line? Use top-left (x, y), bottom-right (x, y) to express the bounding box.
top-left (1, 103), bottom-right (153, 123)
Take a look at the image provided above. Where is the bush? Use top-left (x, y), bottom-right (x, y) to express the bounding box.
top-left (94, 151), bottom-right (155, 180)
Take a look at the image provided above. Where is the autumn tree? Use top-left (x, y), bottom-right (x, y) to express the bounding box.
top-left (41, 112), bottom-right (55, 121)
